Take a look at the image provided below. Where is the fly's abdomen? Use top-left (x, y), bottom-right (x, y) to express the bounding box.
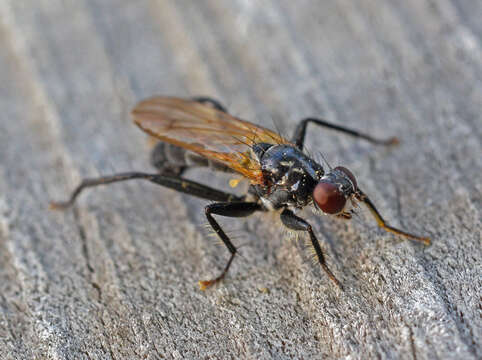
top-left (150, 142), bottom-right (234, 175)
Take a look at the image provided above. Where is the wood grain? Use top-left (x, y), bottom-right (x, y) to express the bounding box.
top-left (0, 1), bottom-right (480, 359)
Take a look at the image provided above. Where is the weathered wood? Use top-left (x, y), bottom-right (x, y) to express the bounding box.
top-left (0, 1), bottom-right (480, 359)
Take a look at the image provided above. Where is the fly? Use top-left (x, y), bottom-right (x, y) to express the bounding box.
top-left (51, 96), bottom-right (430, 290)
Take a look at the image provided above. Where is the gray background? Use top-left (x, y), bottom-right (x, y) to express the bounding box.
top-left (0, 1), bottom-right (480, 359)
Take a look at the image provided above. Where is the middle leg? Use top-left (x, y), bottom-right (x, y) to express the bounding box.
top-left (200, 201), bottom-right (262, 290)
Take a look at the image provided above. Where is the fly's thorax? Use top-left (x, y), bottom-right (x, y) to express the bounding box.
top-left (257, 144), bottom-right (324, 208)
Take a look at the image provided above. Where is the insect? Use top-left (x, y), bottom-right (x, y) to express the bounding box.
top-left (51, 96), bottom-right (430, 290)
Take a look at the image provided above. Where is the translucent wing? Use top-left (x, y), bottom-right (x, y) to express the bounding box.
top-left (132, 97), bottom-right (290, 183)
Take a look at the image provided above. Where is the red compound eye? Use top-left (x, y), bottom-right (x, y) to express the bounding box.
top-left (313, 182), bottom-right (347, 214)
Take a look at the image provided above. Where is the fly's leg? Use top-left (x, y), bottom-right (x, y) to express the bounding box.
top-left (355, 190), bottom-right (431, 245)
top-left (292, 117), bottom-right (399, 150)
top-left (200, 202), bottom-right (262, 290)
top-left (191, 96), bottom-right (228, 113)
top-left (50, 172), bottom-right (244, 210)
top-left (280, 209), bottom-right (342, 289)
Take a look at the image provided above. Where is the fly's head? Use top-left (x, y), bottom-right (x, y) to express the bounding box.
top-left (313, 166), bottom-right (359, 215)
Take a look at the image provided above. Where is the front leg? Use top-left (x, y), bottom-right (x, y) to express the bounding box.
top-left (292, 117), bottom-right (399, 150)
top-left (280, 208), bottom-right (342, 288)
top-left (355, 190), bottom-right (431, 245)
top-left (200, 202), bottom-right (262, 290)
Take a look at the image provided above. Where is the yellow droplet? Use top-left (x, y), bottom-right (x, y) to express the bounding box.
top-left (229, 179), bottom-right (240, 188)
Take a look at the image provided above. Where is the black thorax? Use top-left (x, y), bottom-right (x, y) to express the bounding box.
top-left (251, 144), bottom-right (324, 209)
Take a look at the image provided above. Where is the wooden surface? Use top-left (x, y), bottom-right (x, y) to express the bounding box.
top-left (0, 1), bottom-right (480, 359)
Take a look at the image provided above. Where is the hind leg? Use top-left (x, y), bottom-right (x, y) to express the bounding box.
top-left (50, 171), bottom-right (245, 210)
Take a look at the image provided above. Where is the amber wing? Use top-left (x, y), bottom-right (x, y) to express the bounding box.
top-left (132, 97), bottom-right (290, 183)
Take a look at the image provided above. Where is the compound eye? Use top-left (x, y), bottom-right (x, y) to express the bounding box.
top-left (334, 166), bottom-right (357, 190)
top-left (313, 182), bottom-right (347, 214)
